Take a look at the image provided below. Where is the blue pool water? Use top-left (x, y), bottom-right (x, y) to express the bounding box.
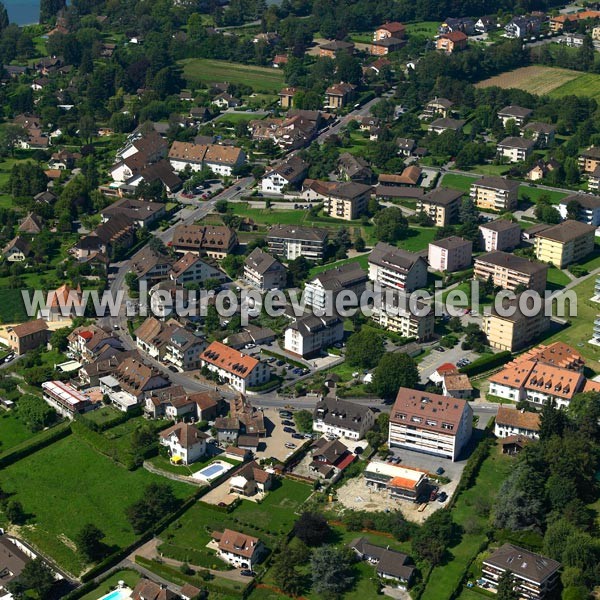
top-left (200, 464), bottom-right (223, 477)
top-left (101, 591), bottom-right (125, 600)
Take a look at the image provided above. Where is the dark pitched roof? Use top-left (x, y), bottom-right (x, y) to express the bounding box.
top-left (536, 219), bottom-right (596, 243)
top-left (369, 242), bottom-right (426, 272)
top-left (245, 248), bottom-right (283, 275)
top-left (484, 544), bottom-right (560, 584)
top-left (476, 251), bottom-right (547, 275)
top-left (473, 176), bottom-right (520, 192)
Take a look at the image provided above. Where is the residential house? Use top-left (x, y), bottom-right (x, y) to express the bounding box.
top-left (225, 326), bottom-right (276, 350)
top-left (483, 295), bottom-right (550, 352)
top-left (163, 327), bottom-right (206, 372)
top-left (313, 397), bottom-right (376, 440)
top-left (482, 544), bottom-right (560, 600)
top-left (428, 237), bottom-right (472, 272)
top-left (200, 341), bottom-right (270, 394)
top-left (41, 380), bottom-right (93, 419)
top-left (371, 37), bottom-right (406, 55)
top-left (171, 224), bottom-right (237, 260)
top-left (145, 389), bottom-right (223, 421)
top-left (479, 220), bottom-right (521, 252)
top-left (324, 82), bottom-right (356, 110)
top-left (7, 319), bottom-right (49, 354)
top-left (278, 87), bottom-right (299, 109)
top-left (266, 225), bottom-right (328, 262)
top-left (213, 529), bottom-right (265, 570)
top-left (497, 105), bottom-right (533, 127)
top-left (504, 15), bottom-right (542, 39)
top-left (550, 10), bottom-right (600, 31)
top-left (373, 22), bottom-right (406, 40)
top-left (100, 356), bottom-right (170, 411)
top-left (169, 252), bottom-right (226, 286)
top-left (475, 16), bottom-right (498, 33)
top-left (428, 117), bottom-right (465, 134)
top-left (71, 214), bottom-right (136, 261)
top-left (67, 325), bottom-right (122, 363)
top-left (131, 579), bottom-right (179, 600)
top-left (301, 179), bottom-right (372, 221)
top-left (212, 92), bottom-right (240, 109)
top-left (534, 219), bottom-right (596, 267)
top-left (523, 122), bottom-right (556, 147)
top-left (378, 166), bottom-right (422, 187)
top-left (18, 213), bottom-right (44, 235)
top-left (578, 145), bottom-right (600, 173)
top-left (3, 236), bottom-right (30, 262)
top-left (309, 438), bottom-right (356, 481)
top-left (304, 262), bottom-right (368, 310)
top-left (101, 197), bottom-right (165, 228)
top-left (349, 537), bottom-right (415, 587)
top-left (470, 176), bottom-right (520, 212)
top-left (228, 460), bottom-right (273, 496)
top-left (0, 535), bottom-right (35, 599)
top-left (261, 156), bottom-right (308, 193)
top-left (363, 460), bottom-right (427, 502)
top-left (494, 405), bottom-right (541, 440)
top-left (527, 158), bottom-right (560, 182)
top-left (272, 54), bottom-right (288, 68)
top-left (168, 141), bottom-right (246, 177)
top-left (423, 98), bottom-right (454, 119)
top-left (474, 251), bottom-right (548, 293)
top-left (416, 187), bottom-right (463, 226)
top-left (497, 137), bottom-right (536, 162)
top-left (558, 193), bottom-right (600, 226)
top-left (337, 153), bottom-right (373, 184)
top-left (243, 248), bottom-right (286, 291)
top-left (436, 31), bottom-right (468, 53)
top-left (588, 165), bottom-right (600, 192)
top-left (130, 246), bottom-right (174, 286)
top-left (396, 137), bottom-right (416, 156)
top-left (159, 422), bottom-right (208, 465)
top-left (369, 242), bottom-right (428, 292)
top-left (439, 17), bottom-right (475, 35)
top-left (442, 373), bottom-right (473, 399)
top-left (388, 387), bottom-right (473, 461)
top-left (284, 314), bottom-right (344, 358)
top-left (319, 40), bottom-right (355, 58)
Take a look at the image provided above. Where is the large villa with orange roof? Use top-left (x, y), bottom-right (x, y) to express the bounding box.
top-left (200, 340), bottom-right (270, 393)
top-left (488, 342), bottom-right (589, 408)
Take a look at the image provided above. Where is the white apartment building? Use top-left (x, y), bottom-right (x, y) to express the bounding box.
top-left (266, 225), bottom-right (328, 262)
top-left (479, 219), bottom-right (521, 252)
top-left (389, 388), bottom-right (473, 461)
top-left (369, 242), bottom-right (428, 292)
top-left (41, 380), bottom-right (93, 419)
top-left (558, 193), bottom-right (600, 227)
top-left (497, 137), bottom-right (535, 163)
top-left (284, 314), bottom-right (344, 358)
top-left (427, 236), bottom-right (472, 272)
top-left (470, 176), bottom-right (520, 211)
top-left (313, 397), bottom-right (376, 440)
top-left (304, 262), bottom-right (367, 310)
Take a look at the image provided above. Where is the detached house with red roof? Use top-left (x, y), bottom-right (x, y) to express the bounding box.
top-left (213, 529), bottom-right (265, 570)
top-left (200, 341), bottom-right (270, 393)
top-left (436, 31), bottom-right (468, 53)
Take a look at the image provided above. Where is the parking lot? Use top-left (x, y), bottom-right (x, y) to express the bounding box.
top-left (418, 343), bottom-right (479, 384)
top-left (253, 408), bottom-right (310, 462)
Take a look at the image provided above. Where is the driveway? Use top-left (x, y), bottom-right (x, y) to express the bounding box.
top-left (418, 344), bottom-right (479, 384)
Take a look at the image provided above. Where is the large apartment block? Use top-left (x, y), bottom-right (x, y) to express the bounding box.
top-left (266, 225), bottom-right (328, 262)
top-left (284, 314), bottom-right (344, 358)
top-left (369, 242), bottom-right (428, 292)
top-left (534, 219), bottom-right (596, 268)
top-left (479, 219), bottom-right (521, 252)
top-left (428, 236), bottom-right (472, 272)
top-left (558, 193), bottom-right (600, 226)
top-left (483, 296), bottom-right (550, 352)
top-left (304, 262), bottom-right (368, 310)
top-left (416, 187), bottom-right (463, 226)
top-left (301, 180), bottom-right (372, 221)
top-left (372, 300), bottom-right (434, 341)
top-left (474, 251), bottom-right (548, 293)
top-left (389, 388), bottom-right (473, 461)
top-left (578, 145), bottom-right (600, 174)
top-left (470, 176), bottom-right (520, 211)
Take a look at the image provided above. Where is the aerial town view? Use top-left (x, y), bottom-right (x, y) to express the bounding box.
top-left (3, 0), bottom-right (600, 599)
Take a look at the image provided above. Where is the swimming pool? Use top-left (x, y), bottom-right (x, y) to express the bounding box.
top-left (98, 588), bottom-right (131, 600)
top-left (193, 460), bottom-right (232, 483)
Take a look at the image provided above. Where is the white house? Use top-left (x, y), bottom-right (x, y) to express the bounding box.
top-left (214, 529), bottom-right (265, 570)
top-left (494, 406), bottom-right (540, 440)
top-left (261, 156), bottom-right (308, 194)
top-left (284, 314), bottom-right (344, 358)
top-left (159, 422), bottom-right (208, 464)
top-left (313, 397), bottom-right (376, 440)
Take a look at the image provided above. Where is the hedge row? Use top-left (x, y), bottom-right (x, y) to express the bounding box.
top-left (0, 421), bottom-right (71, 468)
top-left (134, 556), bottom-right (249, 599)
top-left (459, 351), bottom-right (512, 377)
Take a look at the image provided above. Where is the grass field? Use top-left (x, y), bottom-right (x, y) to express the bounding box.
top-left (0, 410), bottom-right (34, 452)
top-left (159, 479), bottom-right (312, 568)
top-left (398, 227), bottom-right (437, 252)
top-left (308, 254), bottom-right (370, 278)
top-left (441, 173), bottom-right (479, 193)
top-left (421, 444), bottom-right (512, 600)
top-left (476, 65), bottom-right (600, 98)
top-left (546, 266), bottom-right (571, 289)
top-left (545, 274), bottom-right (600, 373)
top-left (1, 435), bottom-right (194, 576)
top-left (518, 186), bottom-right (568, 205)
top-left (179, 58), bottom-right (285, 93)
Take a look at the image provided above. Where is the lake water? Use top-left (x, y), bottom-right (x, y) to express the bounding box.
top-left (5, 0), bottom-right (40, 26)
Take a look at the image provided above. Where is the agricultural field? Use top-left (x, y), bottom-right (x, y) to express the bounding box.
top-left (179, 58), bottom-right (285, 93)
top-left (0, 434), bottom-right (194, 577)
top-left (475, 65), bottom-right (600, 98)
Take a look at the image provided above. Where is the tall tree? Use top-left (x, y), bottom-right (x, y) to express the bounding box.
top-left (75, 524), bottom-right (106, 563)
top-left (496, 571), bottom-right (518, 600)
top-left (0, 2), bottom-right (9, 31)
top-left (371, 353), bottom-right (419, 399)
top-left (7, 559), bottom-right (55, 600)
top-left (310, 546), bottom-right (355, 596)
top-left (40, 0), bottom-right (66, 23)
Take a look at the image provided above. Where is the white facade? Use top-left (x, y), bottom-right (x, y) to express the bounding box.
top-left (284, 316), bottom-right (344, 357)
top-left (160, 430), bottom-right (206, 465)
top-left (200, 359), bottom-right (270, 394)
top-left (261, 172), bottom-right (291, 194)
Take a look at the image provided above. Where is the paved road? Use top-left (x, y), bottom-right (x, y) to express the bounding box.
top-left (317, 96), bottom-right (382, 143)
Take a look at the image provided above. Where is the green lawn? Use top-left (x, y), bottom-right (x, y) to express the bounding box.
top-left (81, 406), bottom-right (124, 427)
top-left (0, 409), bottom-right (34, 452)
top-left (78, 570), bottom-right (141, 600)
top-left (404, 21), bottom-right (440, 37)
top-left (546, 266), bottom-right (570, 289)
top-left (397, 227), bottom-right (437, 252)
top-left (421, 445), bottom-right (512, 600)
top-left (441, 173), bottom-right (479, 193)
top-left (0, 288), bottom-right (32, 323)
top-left (215, 112), bottom-right (266, 124)
top-left (549, 72), bottom-right (600, 98)
top-left (544, 273), bottom-right (600, 373)
top-left (179, 58), bottom-right (285, 93)
top-left (1, 435), bottom-right (194, 577)
top-left (159, 478), bottom-right (312, 568)
top-left (518, 186), bottom-right (568, 205)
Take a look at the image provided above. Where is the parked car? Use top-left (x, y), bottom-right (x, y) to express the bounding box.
top-left (276, 360), bottom-right (285, 367)
top-left (435, 346), bottom-right (445, 353)
top-left (284, 442), bottom-right (297, 450)
top-left (436, 467), bottom-right (445, 475)
top-left (430, 490), bottom-right (438, 501)
top-left (291, 433), bottom-right (304, 439)
top-left (279, 410), bottom-right (292, 418)
top-left (283, 427), bottom-right (296, 433)
top-left (240, 570), bottom-right (255, 577)
top-left (281, 420), bottom-right (294, 426)
top-left (438, 492), bottom-right (448, 503)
